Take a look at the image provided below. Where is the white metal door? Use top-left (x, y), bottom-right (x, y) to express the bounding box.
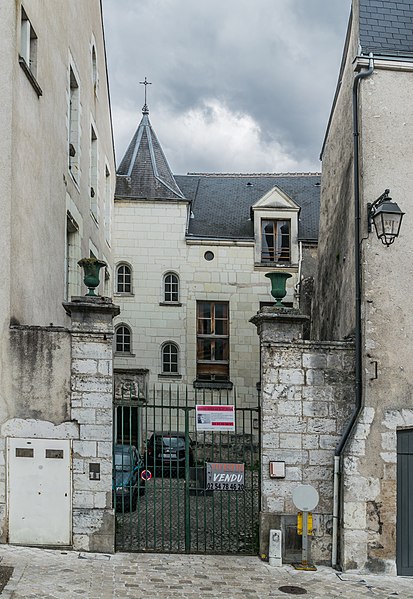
top-left (8, 438), bottom-right (71, 546)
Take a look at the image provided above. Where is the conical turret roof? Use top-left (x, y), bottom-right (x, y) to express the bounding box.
top-left (115, 108), bottom-right (186, 201)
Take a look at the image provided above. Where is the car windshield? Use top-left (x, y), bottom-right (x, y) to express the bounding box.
top-left (160, 436), bottom-right (185, 449)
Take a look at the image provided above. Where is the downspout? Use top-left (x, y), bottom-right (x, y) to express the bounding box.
top-left (331, 53), bottom-right (374, 569)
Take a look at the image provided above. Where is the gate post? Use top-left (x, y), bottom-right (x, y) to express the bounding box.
top-left (63, 296), bottom-right (120, 553)
top-left (250, 307), bottom-right (309, 560)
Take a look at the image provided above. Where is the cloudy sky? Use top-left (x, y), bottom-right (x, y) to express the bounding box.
top-left (102, 1), bottom-right (351, 174)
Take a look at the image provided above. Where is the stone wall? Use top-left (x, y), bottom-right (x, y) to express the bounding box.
top-left (64, 296), bottom-right (119, 552)
top-left (252, 308), bottom-right (355, 564)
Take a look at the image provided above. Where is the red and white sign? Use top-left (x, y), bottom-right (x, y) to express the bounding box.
top-left (196, 405), bottom-right (235, 432)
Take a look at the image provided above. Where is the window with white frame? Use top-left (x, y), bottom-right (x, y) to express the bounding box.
top-left (91, 43), bottom-right (98, 94)
top-left (116, 264), bottom-right (132, 294)
top-left (115, 325), bottom-right (131, 353)
top-left (65, 212), bottom-right (81, 300)
top-left (261, 219), bottom-right (290, 263)
top-left (104, 164), bottom-right (111, 245)
top-left (161, 343), bottom-right (179, 374)
top-left (90, 124), bottom-right (98, 221)
top-left (20, 7), bottom-right (38, 78)
top-left (163, 272), bottom-right (179, 303)
top-left (69, 66), bottom-right (80, 182)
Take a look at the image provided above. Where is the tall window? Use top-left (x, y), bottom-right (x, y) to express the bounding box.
top-left (65, 212), bottom-right (81, 300)
top-left (90, 125), bottom-right (98, 221)
top-left (196, 301), bottom-right (229, 381)
top-left (115, 325), bottom-right (131, 353)
top-left (162, 343), bottom-right (179, 374)
top-left (104, 164), bottom-right (111, 245)
top-left (91, 44), bottom-right (98, 94)
top-left (261, 219), bottom-right (290, 263)
top-left (164, 272), bottom-right (179, 303)
top-left (69, 67), bottom-right (80, 182)
top-left (20, 7), bottom-right (38, 78)
top-left (116, 264), bottom-right (132, 294)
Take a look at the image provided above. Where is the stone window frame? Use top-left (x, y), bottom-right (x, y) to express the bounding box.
top-left (19, 5), bottom-right (42, 96)
top-left (115, 324), bottom-right (132, 354)
top-left (68, 62), bottom-right (81, 186)
top-left (89, 121), bottom-right (98, 223)
top-left (195, 300), bottom-right (230, 384)
top-left (159, 342), bottom-right (181, 378)
top-left (115, 262), bottom-right (133, 295)
top-left (160, 271), bottom-right (181, 305)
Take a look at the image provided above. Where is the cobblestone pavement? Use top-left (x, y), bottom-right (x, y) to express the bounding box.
top-left (0, 545), bottom-right (412, 598)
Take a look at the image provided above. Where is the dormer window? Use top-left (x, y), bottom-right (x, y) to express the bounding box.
top-left (251, 185), bottom-right (299, 267)
top-left (261, 219), bottom-right (290, 263)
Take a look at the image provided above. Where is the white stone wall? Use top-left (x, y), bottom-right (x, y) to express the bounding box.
top-left (113, 199), bottom-right (300, 407)
top-left (71, 329), bottom-right (114, 552)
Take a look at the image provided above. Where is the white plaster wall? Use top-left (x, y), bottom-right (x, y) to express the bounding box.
top-left (9, 0), bottom-right (115, 328)
top-left (339, 64), bottom-right (413, 574)
top-left (113, 199), bottom-right (299, 405)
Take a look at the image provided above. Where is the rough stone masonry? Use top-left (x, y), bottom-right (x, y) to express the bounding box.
top-left (251, 307), bottom-right (355, 564)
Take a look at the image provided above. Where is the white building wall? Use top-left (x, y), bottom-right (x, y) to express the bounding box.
top-left (114, 199), bottom-right (299, 406)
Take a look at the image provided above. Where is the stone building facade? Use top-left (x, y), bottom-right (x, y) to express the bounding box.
top-left (113, 105), bottom-right (321, 418)
top-left (0, 0), bottom-right (116, 549)
top-left (312, 0), bottom-right (413, 575)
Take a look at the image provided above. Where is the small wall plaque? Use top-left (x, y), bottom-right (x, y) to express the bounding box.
top-left (269, 461), bottom-right (285, 478)
top-left (89, 463), bottom-right (100, 481)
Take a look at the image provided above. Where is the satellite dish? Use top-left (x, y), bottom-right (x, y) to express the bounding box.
top-left (292, 485), bottom-right (319, 511)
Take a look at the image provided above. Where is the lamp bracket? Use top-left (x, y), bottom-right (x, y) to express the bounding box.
top-left (367, 189), bottom-right (390, 232)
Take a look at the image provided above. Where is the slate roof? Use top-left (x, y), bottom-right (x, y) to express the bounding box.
top-left (175, 174), bottom-right (321, 241)
top-left (116, 111), bottom-right (185, 201)
top-left (359, 0), bottom-right (413, 55)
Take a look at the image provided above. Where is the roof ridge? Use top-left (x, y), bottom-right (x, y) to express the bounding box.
top-left (184, 172), bottom-right (321, 177)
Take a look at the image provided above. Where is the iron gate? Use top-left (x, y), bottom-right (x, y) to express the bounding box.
top-left (114, 385), bottom-right (260, 554)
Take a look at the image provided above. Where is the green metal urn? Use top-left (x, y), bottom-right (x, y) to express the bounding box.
top-left (265, 272), bottom-right (292, 307)
top-left (78, 257), bottom-right (107, 296)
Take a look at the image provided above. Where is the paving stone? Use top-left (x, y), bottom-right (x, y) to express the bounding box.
top-left (0, 545), bottom-right (412, 598)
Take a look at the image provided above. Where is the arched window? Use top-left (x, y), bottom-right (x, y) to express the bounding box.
top-left (161, 342), bottom-right (179, 374)
top-left (116, 263), bottom-right (132, 294)
top-left (163, 272), bottom-right (179, 303)
top-left (115, 325), bottom-right (131, 353)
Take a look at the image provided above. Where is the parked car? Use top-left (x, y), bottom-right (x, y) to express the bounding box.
top-left (113, 444), bottom-right (146, 512)
top-left (144, 432), bottom-right (195, 477)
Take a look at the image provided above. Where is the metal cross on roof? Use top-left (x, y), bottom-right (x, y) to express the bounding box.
top-left (139, 76), bottom-right (152, 114)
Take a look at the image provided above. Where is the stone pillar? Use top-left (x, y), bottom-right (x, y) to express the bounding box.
top-left (63, 296), bottom-right (120, 553)
top-left (250, 306), bottom-right (354, 564)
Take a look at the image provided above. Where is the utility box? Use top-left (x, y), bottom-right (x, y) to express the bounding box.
top-left (269, 529), bottom-right (282, 567)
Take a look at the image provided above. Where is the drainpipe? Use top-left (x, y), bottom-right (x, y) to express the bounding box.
top-left (331, 53), bottom-right (374, 569)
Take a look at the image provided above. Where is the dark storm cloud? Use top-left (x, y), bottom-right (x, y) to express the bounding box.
top-left (102, 0), bottom-right (351, 172)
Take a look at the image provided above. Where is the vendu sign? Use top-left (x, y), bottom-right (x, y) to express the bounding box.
top-left (206, 462), bottom-right (245, 491)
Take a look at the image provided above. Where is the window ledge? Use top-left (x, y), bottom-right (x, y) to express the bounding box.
top-left (19, 56), bottom-right (42, 97)
top-left (159, 302), bottom-right (182, 307)
top-left (90, 211), bottom-right (99, 227)
top-left (114, 292), bottom-right (134, 297)
top-left (158, 373), bottom-right (182, 379)
top-left (115, 352), bottom-right (136, 357)
top-left (193, 380), bottom-right (233, 390)
top-left (254, 262), bottom-right (298, 270)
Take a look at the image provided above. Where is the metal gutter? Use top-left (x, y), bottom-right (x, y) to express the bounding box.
top-left (331, 54), bottom-right (374, 569)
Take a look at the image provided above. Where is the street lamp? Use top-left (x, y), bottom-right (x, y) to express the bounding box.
top-left (367, 189), bottom-right (404, 247)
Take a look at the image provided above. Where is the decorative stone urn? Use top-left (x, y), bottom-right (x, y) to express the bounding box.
top-left (265, 272), bottom-right (292, 307)
top-left (78, 257), bottom-right (107, 296)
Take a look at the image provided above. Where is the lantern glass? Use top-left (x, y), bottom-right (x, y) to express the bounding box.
top-left (372, 201), bottom-right (404, 246)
